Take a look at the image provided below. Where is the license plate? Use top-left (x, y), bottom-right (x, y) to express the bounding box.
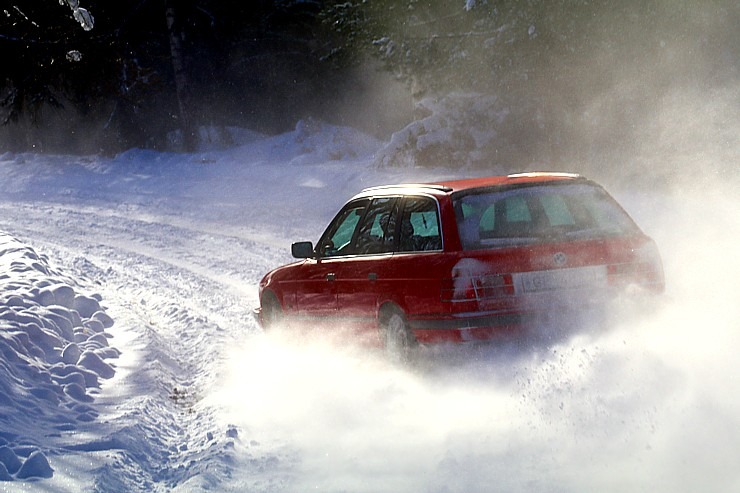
top-left (515, 266), bottom-right (607, 293)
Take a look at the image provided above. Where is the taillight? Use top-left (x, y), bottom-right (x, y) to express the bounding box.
top-left (607, 240), bottom-right (664, 292)
top-left (441, 273), bottom-right (514, 302)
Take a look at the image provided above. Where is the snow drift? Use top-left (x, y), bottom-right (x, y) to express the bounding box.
top-left (0, 231), bottom-right (117, 481)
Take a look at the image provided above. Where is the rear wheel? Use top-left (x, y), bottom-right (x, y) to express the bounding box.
top-left (381, 309), bottom-right (417, 364)
top-left (260, 291), bottom-right (283, 330)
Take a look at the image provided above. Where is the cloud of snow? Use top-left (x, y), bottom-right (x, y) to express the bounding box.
top-left (544, 3), bottom-right (739, 185)
top-left (199, 41), bottom-right (740, 482)
top-left (211, 178), bottom-right (740, 492)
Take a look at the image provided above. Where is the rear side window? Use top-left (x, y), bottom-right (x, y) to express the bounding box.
top-left (454, 183), bottom-right (639, 250)
top-left (398, 197), bottom-right (442, 252)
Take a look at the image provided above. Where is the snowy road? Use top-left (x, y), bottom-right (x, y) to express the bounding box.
top-left (0, 198), bottom-right (278, 491)
top-left (1, 128), bottom-right (739, 492)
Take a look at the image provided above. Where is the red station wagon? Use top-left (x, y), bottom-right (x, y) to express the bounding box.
top-left (257, 173), bottom-right (664, 360)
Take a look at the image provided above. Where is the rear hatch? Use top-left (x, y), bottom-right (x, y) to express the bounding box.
top-left (447, 180), bottom-right (664, 311)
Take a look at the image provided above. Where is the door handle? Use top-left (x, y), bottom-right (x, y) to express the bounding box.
top-left (326, 273), bottom-right (336, 281)
top-left (368, 273), bottom-right (378, 281)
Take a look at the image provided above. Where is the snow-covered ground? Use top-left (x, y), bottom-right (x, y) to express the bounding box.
top-left (0, 122), bottom-right (738, 492)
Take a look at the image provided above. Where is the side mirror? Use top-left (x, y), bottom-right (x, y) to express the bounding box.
top-left (291, 241), bottom-right (315, 259)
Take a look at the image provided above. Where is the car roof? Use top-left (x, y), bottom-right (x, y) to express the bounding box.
top-left (359, 172), bottom-right (585, 197)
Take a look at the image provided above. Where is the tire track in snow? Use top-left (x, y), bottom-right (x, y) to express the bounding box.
top-left (0, 201), bottom-right (285, 301)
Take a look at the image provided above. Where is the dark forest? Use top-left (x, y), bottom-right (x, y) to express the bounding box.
top-left (1, 1), bottom-right (737, 174)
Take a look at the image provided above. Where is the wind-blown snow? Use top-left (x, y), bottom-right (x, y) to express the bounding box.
top-left (0, 121), bottom-right (738, 492)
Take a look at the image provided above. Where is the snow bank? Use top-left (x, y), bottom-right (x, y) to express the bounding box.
top-left (0, 231), bottom-right (118, 482)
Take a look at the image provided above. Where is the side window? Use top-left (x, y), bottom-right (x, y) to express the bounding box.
top-left (317, 200), bottom-right (368, 257)
top-left (351, 197), bottom-right (399, 255)
top-left (399, 197), bottom-right (442, 252)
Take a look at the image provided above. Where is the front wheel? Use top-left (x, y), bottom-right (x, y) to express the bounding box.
top-left (260, 291), bottom-right (283, 330)
top-left (382, 310), bottom-right (417, 364)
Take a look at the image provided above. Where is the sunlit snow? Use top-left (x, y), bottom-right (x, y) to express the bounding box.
top-left (0, 122), bottom-right (738, 492)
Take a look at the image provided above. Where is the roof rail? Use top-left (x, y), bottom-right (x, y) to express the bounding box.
top-left (360, 183), bottom-right (453, 193)
top-left (507, 172), bottom-right (582, 179)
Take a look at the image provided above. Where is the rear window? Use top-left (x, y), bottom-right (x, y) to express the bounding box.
top-left (454, 183), bottom-right (639, 250)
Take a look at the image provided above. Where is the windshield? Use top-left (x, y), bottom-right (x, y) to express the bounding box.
top-left (453, 183), bottom-right (640, 250)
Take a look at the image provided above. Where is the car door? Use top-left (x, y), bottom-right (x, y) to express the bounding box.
top-left (334, 197), bottom-right (400, 328)
top-left (290, 199), bottom-right (369, 321)
top-left (383, 195), bottom-right (447, 317)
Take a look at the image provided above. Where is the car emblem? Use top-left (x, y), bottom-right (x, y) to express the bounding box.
top-left (553, 252), bottom-right (567, 267)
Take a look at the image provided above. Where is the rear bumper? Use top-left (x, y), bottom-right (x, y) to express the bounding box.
top-left (412, 274), bottom-right (666, 344)
top-left (407, 296), bottom-right (620, 344)
top-left (408, 311), bottom-right (529, 343)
